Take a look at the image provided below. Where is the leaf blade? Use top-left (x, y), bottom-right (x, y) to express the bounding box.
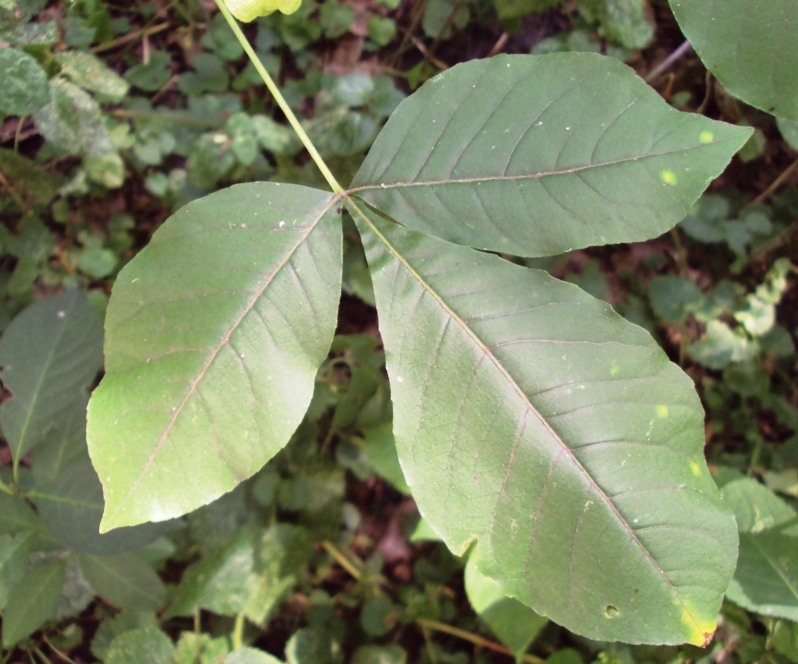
top-left (351, 53), bottom-right (751, 257)
top-left (0, 289), bottom-right (103, 466)
top-left (670, 0), bottom-right (798, 121)
top-left (1, 559), bottom-right (67, 648)
top-left (726, 531), bottom-right (798, 621)
top-left (352, 203), bottom-right (737, 644)
top-left (88, 183), bottom-right (341, 531)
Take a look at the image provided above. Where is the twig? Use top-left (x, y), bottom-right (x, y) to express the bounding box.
top-left (109, 108), bottom-right (216, 129)
top-left (750, 156), bottom-right (798, 207)
top-left (92, 22), bottom-right (171, 53)
top-left (389, 0), bottom-right (430, 68)
top-left (41, 637), bottom-right (78, 664)
top-left (644, 40), bottom-right (692, 83)
top-left (749, 221), bottom-right (797, 261)
top-left (487, 32), bottom-right (508, 58)
top-left (410, 36), bottom-right (449, 70)
top-left (0, 168), bottom-right (28, 212)
top-left (151, 74), bottom-right (179, 104)
top-left (14, 116), bottom-right (26, 152)
top-left (416, 617), bottom-right (545, 664)
top-left (696, 70), bottom-right (713, 114)
top-left (321, 540), bottom-right (364, 580)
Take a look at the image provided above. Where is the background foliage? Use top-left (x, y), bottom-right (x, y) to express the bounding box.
top-left (0, 0), bottom-right (796, 662)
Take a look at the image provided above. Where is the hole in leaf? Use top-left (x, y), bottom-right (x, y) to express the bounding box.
top-left (603, 605), bottom-right (620, 619)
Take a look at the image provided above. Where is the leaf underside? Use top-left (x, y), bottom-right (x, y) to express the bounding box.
top-left (351, 53), bottom-right (751, 257)
top-left (87, 183), bottom-right (342, 531)
top-left (352, 203), bottom-right (737, 645)
top-left (86, 52), bottom-right (749, 646)
top-left (670, 0), bottom-right (798, 122)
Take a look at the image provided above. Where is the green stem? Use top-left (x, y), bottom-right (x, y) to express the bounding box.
top-left (0, 479), bottom-right (13, 496)
top-left (215, 0), bottom-right (344, 195)
top-left (232, 612), bottom-right (245, 650)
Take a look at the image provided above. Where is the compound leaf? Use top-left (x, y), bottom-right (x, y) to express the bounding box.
top-left (352, 203), bottom-right (737, 645)
top-left (0, 288), bottom-right (103, 467)
top-left (670, 0), bottom-right (798, 121)
top-left (350, 53), bottom-right (750, 257)
top-left (87, 183), bottom-right (341, 531)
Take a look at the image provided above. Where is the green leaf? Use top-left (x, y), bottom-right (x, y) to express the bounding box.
top-left (778, 117), bottom-right (798, 151)
top-left (772, 620), bottom-right (798, 662)
top-left (173, 632), bottom-right (231, 664)
top-left (352, 204), bottom-right (737, 645)
top-left (227, 647), bottom-right (285, 664)
top-left (0, 530), bottom-right (36, 611)
top-left (105, 626), bottom-right (174, 664)
top-left (178, 52), bottom-right (230, 96)
top-left (686, 320), bottom-right (757, 370)
top-left (493, 0), bottom-right (559, 21)
top-left (670, 0), bottom-right (798, 121)
top-left (362, 423), bottom-right (409, 494)
top-left (1, 559), bottom-right (66, 647)
top-left (0, 148), bottom-right (63, 208)
top-left (30, 459), bottom-right (174, 555)
top-left (576, 0), bottom-right (653, 49)
top-left (33, 78), bottom-right (116, 156)
top-left (168, 527), bottom-right (261, 618)
top-left (55, 51), bottom-right (130, 102)
top-left (125, 51), bottom-right (172, 92)
top-left (351, 53), bottom-right (751, 257)
top-left (352, 645), bottom-right (407, 664)
top-left (0, 47), bottom-right (50, 115)
top-left (720, 478), bottom-right (797, 534)
top-left (0, 492), bottom-right (39, 535)
top-left (726, 531), bottom-right (798, 621)
top-left (87, 183), bottom-right (341, 531)
top-left (285, 627), bottom-right (338, 664)
top-left (649, 276), bottom-right (704, 324)
top-left (465, 551), bottom-right (547, 662)
top-left (78, 553), bottom-right (167, 610)
top-left (0, 289), bottom-right (103, 465)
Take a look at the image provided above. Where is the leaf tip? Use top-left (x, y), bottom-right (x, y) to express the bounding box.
top-left (681, 606), bottom-right (717, 647)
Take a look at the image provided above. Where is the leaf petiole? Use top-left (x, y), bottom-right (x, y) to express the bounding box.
top-left (214, 0), bottom-right (345, 195)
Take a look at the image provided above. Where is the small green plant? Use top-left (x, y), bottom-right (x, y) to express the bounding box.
top-left (81, 0), bottom-right (759, 647)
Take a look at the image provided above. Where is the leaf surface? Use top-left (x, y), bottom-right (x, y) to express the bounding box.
top-left (352, 204), bottom-right (737, 644)
top-left (30, 459), bottom-right (174, 555)
top-left (0, 530), bottom-right (35, 611)
top-left (670, 0), bottom-right (798, 121)
top-left (350, 53), bottom-right (751, 257)
top-left (78, 553), bottom-right (167, 611)
top-left (1, 559), bottom-right (66, 647)
top-left (87, 183), bottom-right (341, 530)
top-left (726, 530), bottom-right (798, 621)
top-left (0, 47), bottom-right (50, 115)
top-left (720, 478), bottom-right (797, 534)
top-left (465, 551), bottom-right (547, 661)
top-left (0, 289), bottom-right (103, 467)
